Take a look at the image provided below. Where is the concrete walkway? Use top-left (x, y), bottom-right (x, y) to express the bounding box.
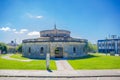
top-left (0, 70), bottom-right (120, 77)
top-left (55, 60), bottom-right (73, 71)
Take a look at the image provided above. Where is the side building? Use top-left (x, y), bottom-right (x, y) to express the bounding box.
top-left (97, 36), bottom-right (120, 54)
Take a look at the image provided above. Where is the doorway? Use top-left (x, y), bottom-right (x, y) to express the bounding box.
top-left (55, 47), bottom-right (63, 58)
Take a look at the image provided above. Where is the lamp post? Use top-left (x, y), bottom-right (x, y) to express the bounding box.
top-left (105, 38), bottom-right (107, 55)
top-left (14, 39), bottom-right (16, 53)
top-left (46, 38), bottom-right (50, 70)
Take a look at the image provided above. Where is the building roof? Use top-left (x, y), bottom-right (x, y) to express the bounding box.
top-left (22, 25), bottom-right (87, 43)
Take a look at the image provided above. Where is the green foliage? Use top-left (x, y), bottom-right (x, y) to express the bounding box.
top-left (68, 53), bottom-right (120, 69)
top-left (87, 42), bottom-right (97, 53)
top-left (0, 54), bottom-right (56, 70)
top-left (16, 44), bottom-right (22, 53)
top-left (0, 42), bottom-right (7, 53)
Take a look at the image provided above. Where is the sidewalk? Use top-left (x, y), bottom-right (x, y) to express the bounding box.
top-left (0, 70), bottom-right (120, 77)
top-left (55, 60), bottom-right (73, 71)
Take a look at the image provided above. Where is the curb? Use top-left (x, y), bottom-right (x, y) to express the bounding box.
top-left (0, 75), bottom-right (120, 78)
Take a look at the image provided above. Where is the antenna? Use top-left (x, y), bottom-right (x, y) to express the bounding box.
top-left (54, 24), bottom-right (57, 29)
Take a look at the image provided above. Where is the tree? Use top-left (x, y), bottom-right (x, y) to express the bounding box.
top-left (16, 44), bottom-right (22, 53)
top-left (87, 42), bottom-right (97, 53)
top-left (0, 42), bottom-right (7, 53)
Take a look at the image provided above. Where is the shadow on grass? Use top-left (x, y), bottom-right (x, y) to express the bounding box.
top-left (72, 54), bottom-right (99, 60)
top-left (52, 54), bottom-right (99, 60)
top-left (22, 54), bottom-right (99, 60)
top-left (21, 56), bottom-right (46, 60)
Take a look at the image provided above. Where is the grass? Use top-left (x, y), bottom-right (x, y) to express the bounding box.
top-left (68, 53), bottom-right (120, 70)
top-left (1, 53), bottom-right (120, 70)
top-left (0, 54), bottom-right (56, 70)
top-left (10, 53), bottom-right (29, 60)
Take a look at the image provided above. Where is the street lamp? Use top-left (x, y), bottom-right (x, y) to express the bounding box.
top-left (105, 38), bottom-right (108, 55)
top-left (46, 38), bottom-right (50, 70)
top-left (14, 39), bottom-right (16, 53)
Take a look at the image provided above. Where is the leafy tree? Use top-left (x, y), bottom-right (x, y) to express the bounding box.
top-left (16, 44), bottom-right (22, 53)
top-left (87, 42), bottom-right (97, 53)
top-left (0, 42), bottom-right (7, 53)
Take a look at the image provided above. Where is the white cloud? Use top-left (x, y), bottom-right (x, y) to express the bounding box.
top-left (0, 26), bottom-right (41, 44)
top-left (15, 29), bottom-right (28, 34)
top-left (26, 13), bottom-right (43, 19)
top-left (27, 31), bottom-right (40, 36)
top-left (0, 27), bottom-right (11, 31)
top-left (12, 29), bottom-right (16, 32)
top-left (35, 16), bottom-right (43, 19)
top-left (0, 26), bottom-right (28, 34)
top-left (20, 29), bottom-right (28, 33)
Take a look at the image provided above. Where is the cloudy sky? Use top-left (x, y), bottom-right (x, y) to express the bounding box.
top-left (0, 0), bottom-right (120, 44)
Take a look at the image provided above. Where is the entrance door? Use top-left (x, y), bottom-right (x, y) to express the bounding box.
top-left (55, 47), bottom-right (63, 58)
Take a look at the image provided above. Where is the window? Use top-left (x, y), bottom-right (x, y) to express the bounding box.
top-left (46, 34), bottom-right (48, 36)
top-left (28, 47), bottom-right (31, 53)
top-left (73, 47), bottom-right (76, 53)
top-left (40, 47), bottom-right (44, 53)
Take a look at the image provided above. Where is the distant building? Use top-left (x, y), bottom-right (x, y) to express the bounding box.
top-left (7, 41), bottom-right (18, 47)
top-left (97, 35), bottom-right (120, 54)
top-left (7, 41), bottom-right (18, 53)
top-left (22, 25), bottom-right (88, 59)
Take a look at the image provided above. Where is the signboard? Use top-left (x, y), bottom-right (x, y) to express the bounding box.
top-left (46, 53), bottom-right (50, 69)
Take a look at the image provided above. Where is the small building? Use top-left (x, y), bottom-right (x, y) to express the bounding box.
top-left (7, 41), bottom-right (18, 53)
top-left (97, 35), bottom-right (120, 54)
top-left (22, 25), bottom-right (88, 59)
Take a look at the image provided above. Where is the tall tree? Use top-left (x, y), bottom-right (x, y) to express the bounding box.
top-left (87, 42), bottom-right (97, 53)
top-left (16, 44), bottom-right (22, 53)
top-left (0, 42), bottom-right (7, 53)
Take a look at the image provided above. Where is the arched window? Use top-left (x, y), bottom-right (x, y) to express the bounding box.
top-left (73, 47), bottom-right (76, 53)
top-left (46, 34), bottom-right (48, 36)
top-left (40, 47), bottom-right (44, 53)
top-left (28, 47), bottom-right (31, 53)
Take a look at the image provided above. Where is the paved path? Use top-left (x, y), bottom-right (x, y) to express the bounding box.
top-left (0, 77), bottom-right (120, 80)
top-left (0, 70), bottom-right (120, 77)
top-left (1, 54), bottom-right (32, 62)
top-left (55, 60), bottom-right (73, 71)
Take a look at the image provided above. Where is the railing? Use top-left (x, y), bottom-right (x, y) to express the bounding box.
top-left (22, 38), bottom-right (87, 43)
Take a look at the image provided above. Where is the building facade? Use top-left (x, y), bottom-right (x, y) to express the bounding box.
top-left (7, 41), bottom-right (18, 53)
top-left (22, 26), bottom-right (88, 59)
top-left (97, 38), bottom-right (120, 54)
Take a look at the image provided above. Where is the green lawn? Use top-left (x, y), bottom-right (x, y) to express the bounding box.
top-left (1, 53), bottom-right (120, 70)
top-left (10, 53), bottom-right (29, 60)
top-left (68, 53), bottom-right (120, 70)
top-left (0, 54), bottom-right (56, 70)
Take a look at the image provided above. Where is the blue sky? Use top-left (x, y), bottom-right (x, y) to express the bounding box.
top-left (0, 0), bottom-right (120, 44)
